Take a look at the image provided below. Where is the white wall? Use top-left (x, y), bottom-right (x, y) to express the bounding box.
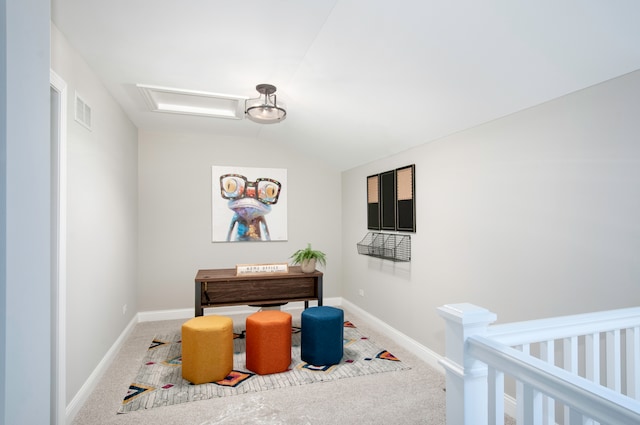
top-left (1, 1), bottom-right (51, 424)
top-left (342, 70), bottom-right (640, 356)
top-left (137, 131), bottom-right (343, 312)
top-left (50, 25), bottom-right (139, 405)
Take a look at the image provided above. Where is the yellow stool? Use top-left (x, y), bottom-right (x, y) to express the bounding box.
top-left (246, 310), bottom-right (292, 375)
top-left (181, 315), bottom-right (233, 384)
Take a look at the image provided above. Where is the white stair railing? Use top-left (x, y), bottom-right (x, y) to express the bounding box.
top-left (438, 303), bottom-right (640, 425)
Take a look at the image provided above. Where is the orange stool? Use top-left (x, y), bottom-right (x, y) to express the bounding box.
top-left (245, 310), bottom-right (292, 375)
top-left (181, 315), bottom-right (233, 384)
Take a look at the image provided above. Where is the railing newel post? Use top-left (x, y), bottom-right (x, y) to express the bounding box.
top-left (438, 303), bottom-right (498, 425)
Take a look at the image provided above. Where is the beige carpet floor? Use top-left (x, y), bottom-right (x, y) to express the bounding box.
top-left (70, 306), bottom-right (512, 425)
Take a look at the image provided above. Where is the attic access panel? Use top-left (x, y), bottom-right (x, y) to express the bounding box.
top-left (137, 84), bottom-right (246, 119)
top-left (366, 164), bottom-right (415, 233)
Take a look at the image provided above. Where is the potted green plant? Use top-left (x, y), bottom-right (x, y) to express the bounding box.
top-left (290, 243), bottom-right (326, 273)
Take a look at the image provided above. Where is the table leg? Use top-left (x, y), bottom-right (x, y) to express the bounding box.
top-left (195, 281), bottom-right (203, 316)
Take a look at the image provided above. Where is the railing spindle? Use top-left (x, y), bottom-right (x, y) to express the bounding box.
top-left (488, 367), bottom-right (504, 425)
top-left (563, 336), bottom-right (579, 424)
top-left (627, 326), bottom-right (640, 399)
top-left (517, 344), bottom-right (531, 424)
top-left (606, 330), bottom-right (622, 392)
top-left (585, 332), bottom-right (600, 384)
top-left (540, 340), bottom-right (555, 425)
top-left (521, 384), bottom-right (543, 425)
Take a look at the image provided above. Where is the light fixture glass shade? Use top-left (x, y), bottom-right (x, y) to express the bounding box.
top-left (245, 84), bottom-right (287, 124)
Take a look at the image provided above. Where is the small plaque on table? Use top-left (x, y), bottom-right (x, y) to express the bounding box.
top-left (236, 263), bottom-right (289, 276)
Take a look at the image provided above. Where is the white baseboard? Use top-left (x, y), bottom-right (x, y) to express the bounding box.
top-left (65, 314), bottom-right (138, 424)
top-left (137, 307), bottom-right (194, 322)
top-left (136, 298), bottom-right (341, 322)
top-left (340, 298), bottom-right (444, 373)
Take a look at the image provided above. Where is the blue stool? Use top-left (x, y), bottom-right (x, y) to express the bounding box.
top-left (301, 306), bottom-right (344, 366)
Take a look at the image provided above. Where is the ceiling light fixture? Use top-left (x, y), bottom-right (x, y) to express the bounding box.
top-left (245, 84), bottom-right (287, 124)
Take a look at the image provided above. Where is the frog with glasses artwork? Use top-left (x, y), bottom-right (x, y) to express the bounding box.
top-left (219, 173), bottom-right (282, 241)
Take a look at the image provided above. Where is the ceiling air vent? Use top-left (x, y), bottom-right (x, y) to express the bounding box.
top-left (74, 92), bottom-right (92, 130)
top-left (137, 84), bottom-right (247, 120)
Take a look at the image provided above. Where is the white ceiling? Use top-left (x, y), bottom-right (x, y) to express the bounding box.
top-left (51, 0), bottom-right (640, 171)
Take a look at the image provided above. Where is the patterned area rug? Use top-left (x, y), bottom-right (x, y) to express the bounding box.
top-left (119, 321), bottom-right (410, 413)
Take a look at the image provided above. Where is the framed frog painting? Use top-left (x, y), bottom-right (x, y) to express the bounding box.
top-left (211, 166), bottom-right (288, 242)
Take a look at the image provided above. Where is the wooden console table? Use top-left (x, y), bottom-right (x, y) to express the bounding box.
top-left (194, 266), bottom-right (323, 316)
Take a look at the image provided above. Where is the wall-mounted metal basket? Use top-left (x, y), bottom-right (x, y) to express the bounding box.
top-left (356, 232), bottom-right (411, 262)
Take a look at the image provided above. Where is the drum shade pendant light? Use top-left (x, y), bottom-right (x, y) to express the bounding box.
top-left (245, 84), bottom-right (287, 124)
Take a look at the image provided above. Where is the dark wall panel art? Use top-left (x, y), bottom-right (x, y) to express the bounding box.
top-left (366, 164), bottom-right (415, 233)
